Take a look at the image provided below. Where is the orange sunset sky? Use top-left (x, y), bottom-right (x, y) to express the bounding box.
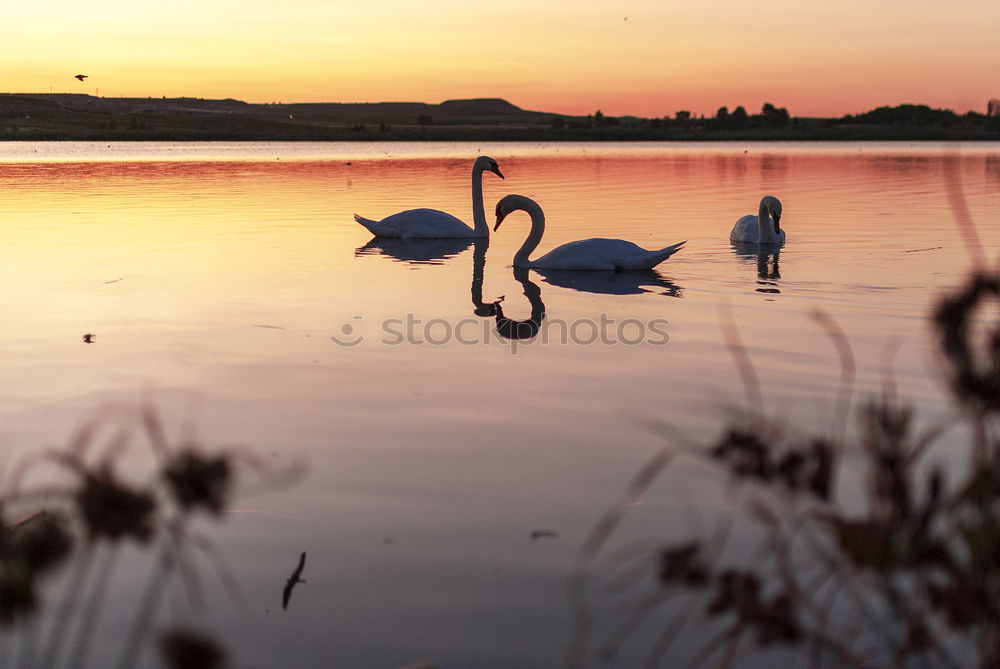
top-left (6, 0), bottom-right (999, 118)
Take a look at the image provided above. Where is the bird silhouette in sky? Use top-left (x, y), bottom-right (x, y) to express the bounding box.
top-left (282, 551), bottom-right (307, 610)
top-left (74, 74), bottom-right (88, 81)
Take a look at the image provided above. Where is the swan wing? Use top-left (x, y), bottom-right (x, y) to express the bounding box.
top-left (354, 208), bottom-right (478, 239)
top-left (618, 240), bottom-right (686, 270)
top-left (530, 238), bottom-right (632, 270)
top-left (531, 238), bottom-right (682, 271)
top-left (729, 214), bottom-right (759, 242)
top-left (730, 215), bottom-right (786, 244)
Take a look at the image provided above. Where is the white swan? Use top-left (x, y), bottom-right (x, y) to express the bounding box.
top-left (493, 194), bottom-right (686, 271)
top-left (730, 195), bottom-right (785, 244)
top-left (353, 156), bottom-right (504, 238)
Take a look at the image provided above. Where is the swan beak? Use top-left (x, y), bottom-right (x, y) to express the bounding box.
top-left (773, 214), bottom-right (781, 234)
top-left (493, 167), bottom-right (505, 180)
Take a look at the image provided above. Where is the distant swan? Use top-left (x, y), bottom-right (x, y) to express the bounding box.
top-left (353, 156), bottom-right (504, 238)
top-left (730, 195), bottom-right (785, 244)
top-left (493, 194), bottom-right (685, 270)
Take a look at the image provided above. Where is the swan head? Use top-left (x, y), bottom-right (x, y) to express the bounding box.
top-left (762, 195), bottom-right (783, 234)
top-left (494, 194), bottom-right (540, 232)
top-left (494, 199), bottom-right (510, 231)
top-left (493, 194), bottom-right (521, 231)
top-left (475, 155), bottom-right (504, 180)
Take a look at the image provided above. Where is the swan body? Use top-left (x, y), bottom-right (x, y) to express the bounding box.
top-left (354, 156), bottom-right (503, 238)
top-left (493, 194), bottom-right (685, 271)
top-left (730, 195), bottom-right (785, 244)
top-left (354, 209), bottom-right (473, 239)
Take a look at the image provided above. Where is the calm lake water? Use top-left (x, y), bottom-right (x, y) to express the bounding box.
top-left (2, 141), bottom-right (999, 668)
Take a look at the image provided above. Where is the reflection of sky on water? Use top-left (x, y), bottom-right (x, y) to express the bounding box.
top-left (0, 142), bottom-right (998, 667)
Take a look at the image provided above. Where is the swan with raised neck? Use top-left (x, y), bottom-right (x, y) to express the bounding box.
top-left (354, 156), bottom-right (503, 238)
top-left (730, 195), bottom-right (785, 244)
top-left (493, 194), bottom-right (686, 271)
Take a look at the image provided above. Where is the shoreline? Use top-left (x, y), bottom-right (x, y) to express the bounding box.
top-left (4, 132), bottom-right (1000, 142)
top-left (4, 94), bottom-right (999, 143)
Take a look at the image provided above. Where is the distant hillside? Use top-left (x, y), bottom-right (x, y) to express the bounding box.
top-left (438, 98), bottom-right (524, 113)
top-left (0, 94), bottom-right (565, 140)
top-left (271, 97), bottom-right (553, 126)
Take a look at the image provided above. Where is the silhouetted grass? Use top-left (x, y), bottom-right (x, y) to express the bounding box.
top-left (0, 405), bottom-right (297, 669)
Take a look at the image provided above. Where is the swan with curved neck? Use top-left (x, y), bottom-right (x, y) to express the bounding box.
top-left (493, 194), bottom-right (686, 271)
top-left (730, 195), bottom-right (785, 244)
top-left (354, 156), bottom-right (503, 238)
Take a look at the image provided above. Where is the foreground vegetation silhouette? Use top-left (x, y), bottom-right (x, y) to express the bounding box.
top-left (569, 171), bottom-right (1000, 668)
top-left (0, 406), bottom-right (295, 669)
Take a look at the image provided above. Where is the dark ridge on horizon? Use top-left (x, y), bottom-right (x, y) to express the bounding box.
top-left (1, 93), bottom-right (534, 115)
top-left (2, 93), bottom-right (999, 141)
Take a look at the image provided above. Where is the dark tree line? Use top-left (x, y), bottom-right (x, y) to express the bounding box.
top-left (542, 101), bottom-right (1000, 137)
top-left (649, 102), bottom-right (791, 130)
top-left (835, 103), bottom-right (1000, 129)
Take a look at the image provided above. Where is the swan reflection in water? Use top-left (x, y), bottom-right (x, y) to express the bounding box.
top-left (357, 232), bottom-right (684, 300)
top-left (469, 239), bottom-right (497, 316)
top-left (731, 241), bottom-right (782, 294)
top-left (491, 267), bottom-right (545, 340)
top-left (353, 232), bottom-right (547, 344)
top-left (361, 236), bottom-right (545, 341)
top-left (355, 237), bottom-right (473, 265)
top-left (533, 268), bottom-right (682, 297)
top-left (467, 241), bottom-right (544, 340)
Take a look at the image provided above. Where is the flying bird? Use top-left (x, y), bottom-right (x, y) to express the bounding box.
top-left (282, 551), bottom-right (307, 610)
top-left (74, 74), bottom-right (88, 81)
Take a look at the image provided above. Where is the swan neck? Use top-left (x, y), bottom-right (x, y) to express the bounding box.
top-left (514, 199), bottom-right (545, 266)
top-left (757, 199), bottom-right (770, 242)
top-left (471, 165), bottom-right (488, 236)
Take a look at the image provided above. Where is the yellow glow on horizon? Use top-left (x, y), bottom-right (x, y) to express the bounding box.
top-left (6, 0), bottom-right (1000, 117)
